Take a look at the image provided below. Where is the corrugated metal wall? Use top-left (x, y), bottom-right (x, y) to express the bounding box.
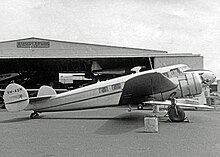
top-left (154, 56), bottom-right (203, 69)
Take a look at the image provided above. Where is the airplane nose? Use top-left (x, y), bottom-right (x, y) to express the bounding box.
top-left (202, 70), bottom-right (216, 86)
top-left (184, 69), bottom-right (216, 86)
top-left (209, 71), bottom-right (216, 81)
top-left (212, 73), bottom-right (216, 82)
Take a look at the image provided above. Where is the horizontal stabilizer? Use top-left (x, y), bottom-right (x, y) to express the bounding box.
top-left (27, 85), bottom-right (56, 103)
top-left (29, 95), bottom-right (53, 103)
top-left (144, 100), bottom-right (214, 109)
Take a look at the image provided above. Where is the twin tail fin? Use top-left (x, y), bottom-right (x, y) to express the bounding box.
top-left (3, 83), bottom-right (56, 112)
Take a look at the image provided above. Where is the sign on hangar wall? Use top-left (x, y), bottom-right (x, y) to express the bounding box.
top-left (17, 41), bottom-right (50, 48)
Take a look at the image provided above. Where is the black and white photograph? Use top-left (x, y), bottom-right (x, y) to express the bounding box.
top-left (0, 0), bottom-right (219, 156)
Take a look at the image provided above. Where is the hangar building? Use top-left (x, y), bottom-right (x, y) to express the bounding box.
top-left (0, 37), bottom-right (203, 68)
top-left (0, 37), bottom-right (203, 88)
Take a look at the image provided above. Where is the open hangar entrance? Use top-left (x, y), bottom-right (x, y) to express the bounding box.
top-left (0, 37), bottom-right (203, 90)
top-left (0, 57), bottom-right (155, 89)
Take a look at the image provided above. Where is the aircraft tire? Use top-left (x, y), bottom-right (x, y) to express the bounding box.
top-left (168, 107), bottom-right (185, 122)
top-left (30, 112), bottom-right (39, 119)
top-left (137, 104), bottom-right (143, 110)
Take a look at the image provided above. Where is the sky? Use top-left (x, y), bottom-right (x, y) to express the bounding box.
top-left (0, 0), bottom-right (220, 78)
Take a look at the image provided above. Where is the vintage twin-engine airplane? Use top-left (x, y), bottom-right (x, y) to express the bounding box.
top-left (2, 64), bottom-right (215, 122)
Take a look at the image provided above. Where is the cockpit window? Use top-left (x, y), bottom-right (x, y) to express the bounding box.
top-left (170, 68), bottom-right (182, 77)
top-left (163, 68), bottom-right (183, 78)
top-left (179, 65), bottom-right (190, 72)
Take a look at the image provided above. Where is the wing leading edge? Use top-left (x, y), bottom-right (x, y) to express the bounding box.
top-left (144, 100), bottom-right (214, 109)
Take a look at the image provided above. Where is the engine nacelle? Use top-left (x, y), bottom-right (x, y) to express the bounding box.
top-left (175, 72), bottom-right (202, 98)
top-left (150, 72), bottom-right (202, 100)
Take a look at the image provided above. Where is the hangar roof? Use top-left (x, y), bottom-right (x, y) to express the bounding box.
top-left (0, 37), bottom-right (169, 58)
top-left (0, 37), bottom-right (200, 58)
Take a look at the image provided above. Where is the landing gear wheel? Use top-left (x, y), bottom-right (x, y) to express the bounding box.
top-left (30, 112), bottom-right (39, 119)
top-left (137, 104), bottom-right (144, 110)
top-left (168, 107), bottom-right (185, 122)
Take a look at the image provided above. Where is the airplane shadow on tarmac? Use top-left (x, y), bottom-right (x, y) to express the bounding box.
top-left (0, 112), bottom-right (149, 135)
top-left (0, 111), bottom-right (170, 135)
top-left (0, 115), bottom-right (117, 123)
top-left (0, 117), bottom-right (32, 123)
top-left (94, 112), bottom-right (148, 135)
top-left (41, 112), bottom-right (150, 135)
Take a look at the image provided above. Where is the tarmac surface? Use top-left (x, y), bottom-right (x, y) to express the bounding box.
top-left (0, 107), bottom-right (220, 157)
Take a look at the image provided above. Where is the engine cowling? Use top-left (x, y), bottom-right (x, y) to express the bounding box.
top-left (175, 72), bottom-right (202, 98)
top-left (149, 72), bottom-right (202, 101)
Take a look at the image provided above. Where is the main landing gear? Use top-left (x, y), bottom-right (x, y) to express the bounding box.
top-left (30, 111), bottom-right (40, 119)
top-left (167, 105), bottom-right (186, 122)
top-left (167, 98), bottom-right (188, 122)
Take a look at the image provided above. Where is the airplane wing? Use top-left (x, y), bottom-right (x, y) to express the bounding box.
top-left (144, 100), bottom-right (214, 109)
top-left (121, 72), bottom-right (178, 101)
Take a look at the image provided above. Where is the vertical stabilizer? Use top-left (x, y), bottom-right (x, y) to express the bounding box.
top-left (37, 85), bottom-right (57, 97)
top-left (3, 83), bottom-right (29, 112)
top-left (91, 61), bottom-right (102, 72)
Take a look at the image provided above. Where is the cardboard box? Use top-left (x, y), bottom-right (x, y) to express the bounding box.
top-left (144, 117), bottom-right (158, 133)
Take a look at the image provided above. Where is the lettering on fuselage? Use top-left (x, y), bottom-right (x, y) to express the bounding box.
top-left (7, 88), bottom-right (23, 95)
top-left (99, 83), bottom-right (122, 94)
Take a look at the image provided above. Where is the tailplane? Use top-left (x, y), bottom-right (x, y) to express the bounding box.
top-left (3, 83), bottom-right (29, 112)
top-left (3, 84), bottom-right (57, 112)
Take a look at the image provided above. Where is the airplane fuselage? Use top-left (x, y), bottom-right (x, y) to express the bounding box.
top-left (24, 64), bottom-right (202, 112)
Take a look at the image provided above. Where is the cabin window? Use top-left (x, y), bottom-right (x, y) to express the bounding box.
top-left (112, 83), bottom-right (121, 90)
top-left (179, 65), bottom-right (190, 72)
top-left (99, 86), bottom-right (108, 93)
top-left (163, 68), bottom-right (183, 78)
